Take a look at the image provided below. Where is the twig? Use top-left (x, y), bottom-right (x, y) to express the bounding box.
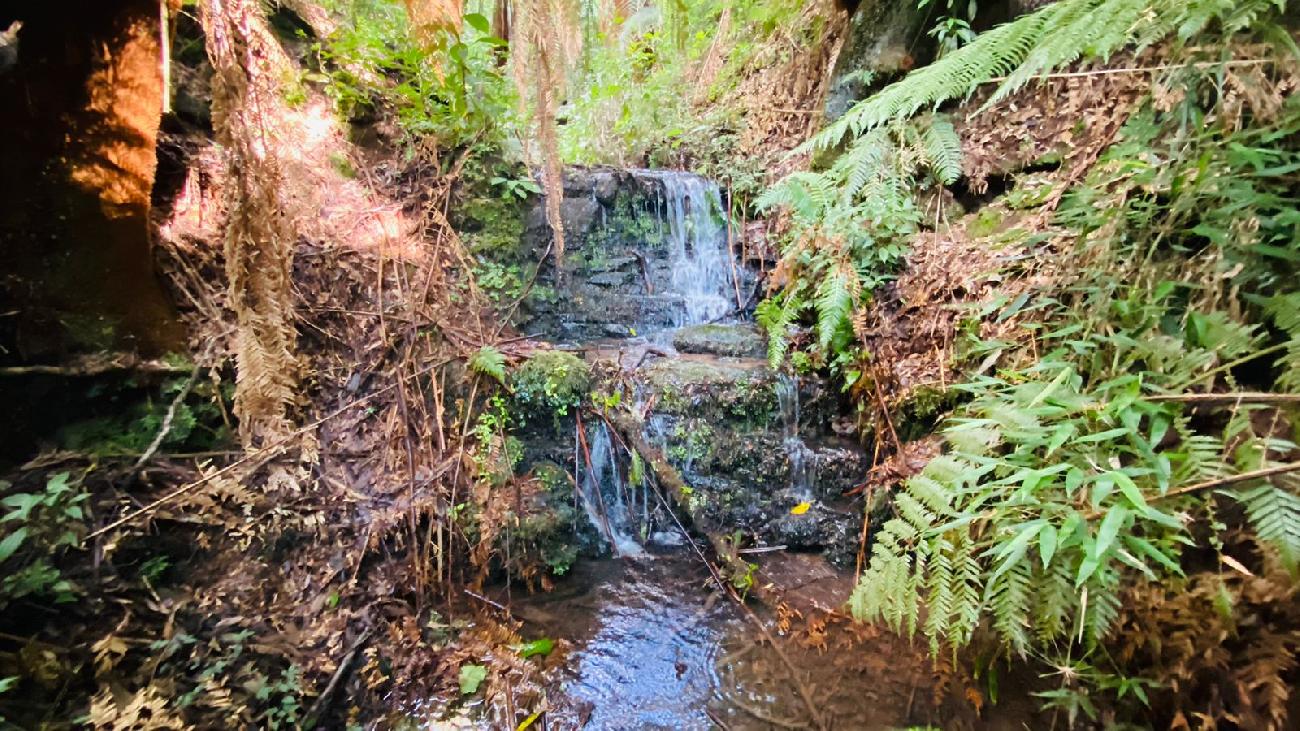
top-left (1159, 461), bottom-right (1300, 502)
top-left (1172, 342), bottom-right (1288, 391)
top-left (575, 415), bottom-right (619, 555)
top-left (1146, 392), bottom-right (1300, 404)
top-left (132, 363), bottom-right (203, 471)
top-left (463, 588), bottom-right (511, 614)
top-left (303, 628), bottom-right (373, 729)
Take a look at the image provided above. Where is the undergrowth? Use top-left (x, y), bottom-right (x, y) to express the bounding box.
top-left (761, 0), bottom-right (1300, 725)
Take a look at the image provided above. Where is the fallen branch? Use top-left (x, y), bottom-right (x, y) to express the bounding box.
top-left (0, 357), bottom-right (192, 377)
top-left (604, 410), bottom-right (828, 730)
top-left (84, 353), bottom-right (464, 541)
top-left (303, 628), bottom-right (373, 729)
top-left (132, 363), bottom-right (203, 471)
top-left (1160, 461), bottom-right (1300, 502)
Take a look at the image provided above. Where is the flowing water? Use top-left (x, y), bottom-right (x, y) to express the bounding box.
top-left (491, 170), bottom-right (1002, 729)
top-left (641, 170), bottom-right (736, 328)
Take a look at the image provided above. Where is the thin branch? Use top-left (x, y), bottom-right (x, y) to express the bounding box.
top-left (1146, 392), bottom-right (1300, 404)
top-left (1160, 461), bottom-right (1300, 502)
top-left (132, 363), bottom-right (203, 471)
top-left (981, 58), bottom-right (1273, 85)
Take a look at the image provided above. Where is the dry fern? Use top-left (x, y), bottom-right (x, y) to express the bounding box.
top-left (201, 0), bottom-right (300, 446)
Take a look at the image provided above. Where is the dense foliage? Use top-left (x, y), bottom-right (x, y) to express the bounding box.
top-left (758, 0), bottom-right (1300, 724)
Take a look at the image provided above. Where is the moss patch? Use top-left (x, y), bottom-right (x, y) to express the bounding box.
top-left (512, 351), bottom-right (592, 426)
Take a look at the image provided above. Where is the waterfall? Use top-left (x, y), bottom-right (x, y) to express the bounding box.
top-left (635, 171), bottom-right (735, 327)
top-left (576, 419), bottom-right (646, 557)
top-left (775, 374), bottom-right (814, 500)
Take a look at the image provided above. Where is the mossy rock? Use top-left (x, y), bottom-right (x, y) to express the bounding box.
top-left (511, 351), bottom-right (592, 426)
top-left (497, 461), bottom-right (601, 580)
top-left (636, 357), bottom-right (777, 426)
top-left (672, 323), bottom-right (766, 359)
top-left (1004, 173), bottom-right (1057, 210)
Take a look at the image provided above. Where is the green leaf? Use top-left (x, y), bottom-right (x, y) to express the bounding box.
top-left (464, 13), bottom-right (491, 34)
top-left (1090, 476), bottom-right (1114, 510)
top-left (458, 664), bottom-right (487, 695)
top-left (1039, 523), bottom-right (1058, 567)
top-left (0, 528), bottom-right (28, 563)
top-left (2, 494), bottom-right (39, 523)
top-left (1111, 471), bottom-right (1148, 512)
top-left (515, 638), bottom-right (554, 659)
top-left (1095, 506), bottom-right (1128, 559)
top-left (469, 346), bottom-right (507, 384)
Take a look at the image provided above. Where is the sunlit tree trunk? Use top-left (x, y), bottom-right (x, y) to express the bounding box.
top-left (405, 0), bottom-right (463, 43)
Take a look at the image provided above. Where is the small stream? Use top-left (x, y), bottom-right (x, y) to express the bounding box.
top-left (485, 169), bottom-right (980, 729)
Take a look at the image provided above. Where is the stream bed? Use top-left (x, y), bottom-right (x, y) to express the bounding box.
top-left (474, 167), bottom-right (1026, 730)
top-left (507, 551), bottom-right (955, 730)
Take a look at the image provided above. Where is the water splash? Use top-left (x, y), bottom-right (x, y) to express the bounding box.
top-left (635, 170), bottom-right (735, 327)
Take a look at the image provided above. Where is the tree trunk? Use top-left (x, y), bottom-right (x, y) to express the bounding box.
top-left (404, 0), bottom-right (463, 44)
top-left (0, 0), bottom-right (185, 359)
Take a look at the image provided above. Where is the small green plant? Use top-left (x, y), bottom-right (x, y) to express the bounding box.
top-left (254, 665), bottom-right (303, 730)
top-left (489, 174), bottom-right (541, 200)
top-left (0, 472), bottom-right (88, 607)
top-left (920, 0), bottom-right (978, 56)
top-left (511, 351), bottom-right (592, 426)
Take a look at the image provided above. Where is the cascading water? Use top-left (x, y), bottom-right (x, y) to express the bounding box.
top-left (576, 420), bottom-right (645, 557)
top-left (637, 171), bottom-right (736, 328)
top-left (776, 374), bottom-right (815, 500)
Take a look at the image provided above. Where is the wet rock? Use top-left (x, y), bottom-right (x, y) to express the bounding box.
top-left (588, 272), bottom-right (630, 287)
top-left (499, 460), bottom-right (604, 581)
top-left (636, 356), bottom-right (777, 425)
top-left (672, 323), bottom-right (766, 359)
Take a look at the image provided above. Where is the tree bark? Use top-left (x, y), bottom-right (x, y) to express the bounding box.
top-left (0, 0), bottom-right (186, 359)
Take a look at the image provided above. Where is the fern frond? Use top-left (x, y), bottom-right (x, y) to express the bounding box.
top-left (920, 115), bottom-right (963, 185)
top-left (470, 345), bottom-right (507, 384)
top-left (1239, 483), bottom-right (1300, 572)
top-left (814, 263), bottom-right (854, 350)
top-left (809, 0), bottom-right (1267, 147)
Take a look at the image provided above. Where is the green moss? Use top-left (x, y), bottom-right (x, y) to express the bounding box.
top-left (667, 420), bottom-right (714, 464)
top-left (511, 351), bottom-right (592, 426)
top-left (1004, 173), bottom-right (1056, 210)
top-left (893, 385), bottom-right (963, 442)
top-left (969, 208), bottom-right (1004, 239)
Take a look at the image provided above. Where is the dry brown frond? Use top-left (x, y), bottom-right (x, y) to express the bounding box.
top-left (511, 0), bottom-right (574, 276)
top-left (201, 0), bottom-right (300, 447)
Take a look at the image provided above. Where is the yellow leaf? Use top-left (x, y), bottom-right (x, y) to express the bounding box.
top-left (790, 502), bottom-right (810, 515)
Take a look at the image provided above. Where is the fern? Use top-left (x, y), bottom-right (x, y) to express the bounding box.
top-left (810, 0), bottom-right (1279, 150)
top-left (1239, 482), bottom-right (1300, 574)
top-left (469, 345), bottom-right (507, 384)
top-left (814, 264), bottom-right (853, 350)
